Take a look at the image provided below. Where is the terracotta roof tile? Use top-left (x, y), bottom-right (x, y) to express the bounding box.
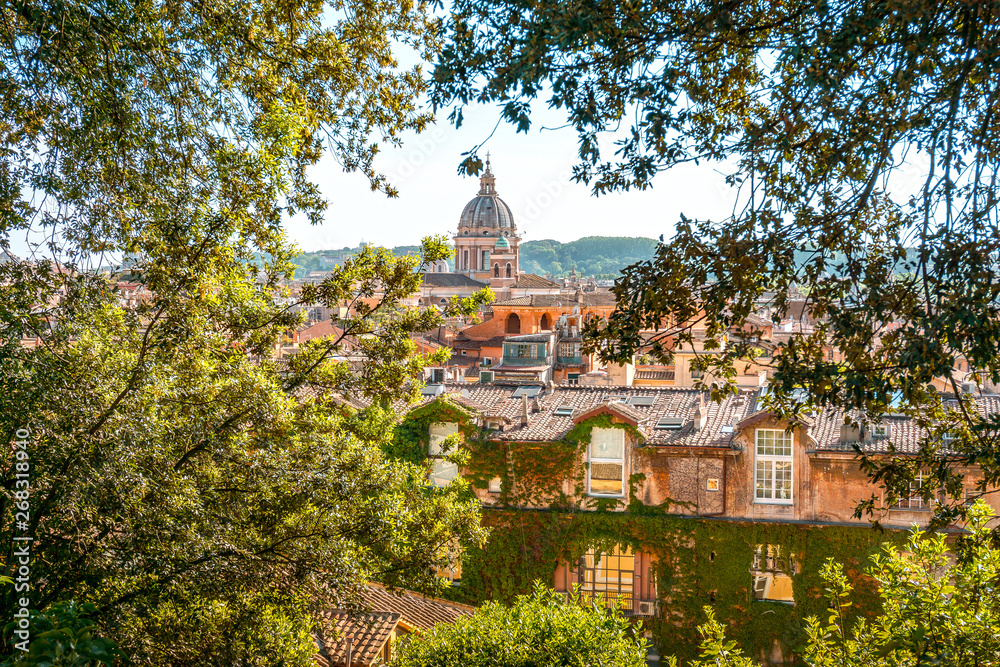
top-left (358, 584), bottom-right (473, 632)
top-left (512, 273), bottom-right (562, 289)
top-left (391, 384), bottom-right (1000, 456)
top-left (491, 292), bottom-right (616, 308)
top-left (315, 611), bottom-right (400, 667)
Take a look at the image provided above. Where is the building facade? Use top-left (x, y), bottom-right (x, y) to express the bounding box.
top-left (391, 383), bottom-right (999, 664)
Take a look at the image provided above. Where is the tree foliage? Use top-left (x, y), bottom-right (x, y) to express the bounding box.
top-left (388, 582), bottom-right (649, 667)
top-left (676, 501), bottom-right (1000, 667)
top-left (0, 0), bottom-right (493, 664)
top-left (432, 0), bottom-right (1000, 526)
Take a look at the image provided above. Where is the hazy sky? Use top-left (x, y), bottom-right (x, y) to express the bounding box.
top-left (291, 99), bottom-right (742, 251)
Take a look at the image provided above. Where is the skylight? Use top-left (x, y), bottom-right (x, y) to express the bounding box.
top-left (512, 386), bottom-right (542, 398)
top-left (627, 396), bottom-right (656, 407)
top-left (553, 406), bottom-right (575, 417)
top-left (656, 417), bottom-right (685, 430)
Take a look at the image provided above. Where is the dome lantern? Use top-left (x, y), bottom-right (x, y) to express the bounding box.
top-left (458, 153), bottom-right (516, 230)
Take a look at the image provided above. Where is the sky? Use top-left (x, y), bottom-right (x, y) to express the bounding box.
top-left (290, 99), bottom-right (742, 252)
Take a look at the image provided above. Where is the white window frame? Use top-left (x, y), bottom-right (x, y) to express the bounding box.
top-left (750, 544), bottom-right (796, 604)
top-left (511, 343), bottom-right (535, 359)
top-left (587, 427), bottom-right (625, 497)
top-left (890, 472), bottom-right (930, 510)
top-left (871, 423), bottom-right (891, 439)
top-left (429, 422), bottom-right (460, 487)
top-left (754, 429), bottom-right (793, 505)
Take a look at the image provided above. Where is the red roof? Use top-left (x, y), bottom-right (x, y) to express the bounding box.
top-left (315, 611), bottom-right (400, 667)
top-left (359, 584), bottom-right (474, 632)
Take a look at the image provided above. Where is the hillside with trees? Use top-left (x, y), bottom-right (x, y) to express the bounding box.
top-left (519, 236), bottom-right (658, 279)
top-left (288, 237), bottom-right (658, 280)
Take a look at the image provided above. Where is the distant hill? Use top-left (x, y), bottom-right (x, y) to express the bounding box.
top-left (520, 236), bottom-right (659, 279)
top-left (286, 237), bottom-right (659, 280)
top-left (288, 245), bottom-right (443, 278)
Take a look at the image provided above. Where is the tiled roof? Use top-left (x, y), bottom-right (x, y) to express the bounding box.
top-left (479, 335), bottom-right (507, 348)
top-left (315, 611), bottom-right (400, 667)
top-left (420, 273), bottom-right (490, 289)
top-left (359, 584), bottom-right (474, 632)
top-left (513, 273), bottom-right (562, 289)
top-left (299, 320), bottom-right (347, 344)
top-left (493, 364), bottom-right (551, 372)
top-left (491, 292), bottom-right (617, 308)
top-left (411, 384), bottom-right (757, 447)
top-left (450, 339), bottom-right (484, 350)
top-left (396, 383), bottom-right (1000, 456)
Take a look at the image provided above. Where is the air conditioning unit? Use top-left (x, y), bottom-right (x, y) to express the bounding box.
top-left (479, 370), bottom-right (495, 384)
top-left (635, 600), bottom-right (657, 616)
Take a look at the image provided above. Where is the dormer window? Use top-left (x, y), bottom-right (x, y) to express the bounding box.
top-left (754, 429), bottom-right (793, 504)
top-left (588, 427), bottom-right (625, 496)
top-left (429, 422), bottom-right (460, 487)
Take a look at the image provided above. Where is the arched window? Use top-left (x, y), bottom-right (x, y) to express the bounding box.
top-left (540, 314), bottom-right (551, 330)
top-left (506, 313), bottom-right (521, 334)
top-left (494, 263), bottom-right (500, 277)
top-left (505, 263), bottom-right (512, 278)
top-left (440, 298), bottom-right (448, 304)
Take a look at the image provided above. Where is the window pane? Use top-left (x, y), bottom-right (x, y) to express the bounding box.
top-left (774, 431), bottom-right (792, 456)
top-left (591, 428), bottom-right (623, 459)
top-left (590, 471), bottom-right (623, 495)
top-left (429, 422), bottom-right (459, 455)
top-left (756, 461), bottom-right (773, 499)
top-left (756, 429), bottom-right (792, 456)
top-left (430, 459), bottom-right (458, 487)
top-left (775, 461), bottom-right (792, 499)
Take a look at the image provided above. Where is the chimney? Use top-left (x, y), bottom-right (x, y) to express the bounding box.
top-left (839, 423), bottom-right (861, 443)
top-left (693, 394), bottom-right (706, 431)
top-left (521, 394), bottom-right (529, 426)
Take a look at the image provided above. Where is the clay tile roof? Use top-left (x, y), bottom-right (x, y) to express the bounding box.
top-left (315, 611), bottom-right (400, 667)
top-left (299, 319), bottom-right (347, 344)
top-left (358, 584), bottom-right (474, 632)
top-left (420, 273), bottom-right (489, 289)
top-left (491, 292), bottom-right (616, 309)
top-left (480, 335), bottom-right (507, 347)
top-left (513, 273), bottom-right (562, 289)
top-left (395, 383), bottom-right (1000, 457)
top-left (491, 296), bottom-right (532, 307)
top-left (406, 384), bottom-right (758, 447)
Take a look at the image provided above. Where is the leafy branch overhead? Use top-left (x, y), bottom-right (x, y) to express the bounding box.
top-left (433, 0), bottom-right (1000, 527)
top-left (0, 0), bottom-right (490, 664)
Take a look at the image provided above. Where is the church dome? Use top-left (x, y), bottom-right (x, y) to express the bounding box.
top-left (494, 235), bottom-right (510, 249)
top-left (459, 157), bottom-right (516, 230)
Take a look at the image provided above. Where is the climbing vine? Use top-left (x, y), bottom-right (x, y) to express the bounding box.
top-left (463, 411), bottom-right (645, 509)
top-left (392, 402), bottom-right (903, 663)
top-left (386, 397), bottom-right (479, 463)
top-left (448, 509), bottom-right (904, 664)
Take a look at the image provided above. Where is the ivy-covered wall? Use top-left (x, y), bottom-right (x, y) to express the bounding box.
top-left (388, 399), bottom-right (906, 664)
top-left (450, 509), bottom-right (904, 664)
